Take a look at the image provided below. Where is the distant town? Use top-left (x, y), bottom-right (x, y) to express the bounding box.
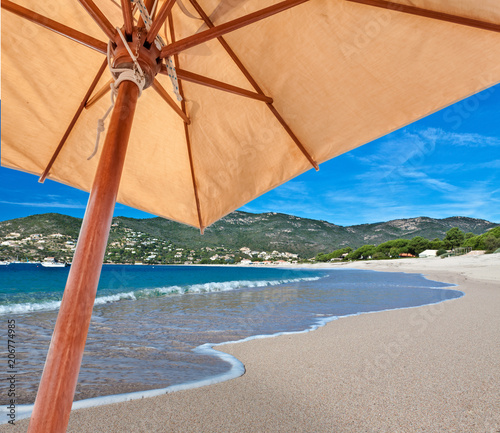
top-left (0, 212), bottom-right (498, 265)
top-left (0, 226), bottom-right (300, 265)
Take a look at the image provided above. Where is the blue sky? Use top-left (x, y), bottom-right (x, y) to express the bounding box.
top-left (1, 84), bottom-right (499, 226)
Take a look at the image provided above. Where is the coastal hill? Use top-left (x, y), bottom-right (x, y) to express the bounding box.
top-left (0, 212), bottom-right (497, 263)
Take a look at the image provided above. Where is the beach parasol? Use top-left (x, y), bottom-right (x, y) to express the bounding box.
top-left (1, 0), bottom-right (500, 431)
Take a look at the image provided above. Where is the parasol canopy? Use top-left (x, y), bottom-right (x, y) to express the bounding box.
top-left (2, 1), bottom-right (500, 432)
top-left (3, 0), bottom-right (500, 231)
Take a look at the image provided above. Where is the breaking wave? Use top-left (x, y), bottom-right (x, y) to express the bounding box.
top-left (0, 276), bottom-right (322, 315)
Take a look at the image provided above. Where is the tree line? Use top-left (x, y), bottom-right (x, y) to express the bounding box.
top-left (315, 226), bottom-right (500, 262)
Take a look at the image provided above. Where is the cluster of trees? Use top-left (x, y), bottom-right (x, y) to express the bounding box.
top-left (463, 226), bottom-right (500, 252)
top-left (316, 247), bottom-right (353, 262)
top-left (316, 226), bottom-right (500, 262)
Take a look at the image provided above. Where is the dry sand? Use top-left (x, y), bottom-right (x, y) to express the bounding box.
top-left (3, 254), bottom-right (499, 432)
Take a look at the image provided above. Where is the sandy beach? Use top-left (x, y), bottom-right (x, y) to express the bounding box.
top-left (3, 254), bottom-right (499, 432)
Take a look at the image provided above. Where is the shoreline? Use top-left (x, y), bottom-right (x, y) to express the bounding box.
top-left (2, 255), bottom-right (498, 432)
top-left (0, 267), bottom-right (460, 423)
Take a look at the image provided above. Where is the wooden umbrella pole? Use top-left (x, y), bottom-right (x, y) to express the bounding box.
top-left (28, 81), bottom-right (140, 433)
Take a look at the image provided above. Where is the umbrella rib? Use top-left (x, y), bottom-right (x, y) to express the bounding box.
top-left (160, 0), bottom-right (310, 58)
top-left (85, 78), bottom-right (114, 109)
top-left (120, 0), bottom-right (134, 36)
top-left (39, 59), bottom-right (108, 183)
top-left (187, 0), bottom-right (319, 171)
top-left (112, 0), bottom-right (139, 25)
top-left (76, 0), bottom-right (116, 41)
top-left (188, 0), bottom-right (265, 93)
top-left (167, 12), bottom-right (205, 233)
top-left (146, 0), bottom-right (176, 46)
top-left (1, 0), bottom-right (107, 54)
top-left (345, 0), bottom-right (500, 33)
top-left (159, 66), bottom-right (273, 103)
top-left (151, 80), bottom-right (191, 125)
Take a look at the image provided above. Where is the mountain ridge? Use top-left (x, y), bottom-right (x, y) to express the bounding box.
top-left (0, 212), bottom-right (497, 262)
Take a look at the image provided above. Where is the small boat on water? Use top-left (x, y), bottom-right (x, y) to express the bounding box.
top-left (41, 258), bottom-right (67, 268)
top-left (41, 261), bottom-right (67, 268)
top-left (0, 261), bottom-right (10, 266)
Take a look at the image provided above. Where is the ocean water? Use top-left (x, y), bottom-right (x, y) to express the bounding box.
top-left (0, 263), bottom-right (462, 409)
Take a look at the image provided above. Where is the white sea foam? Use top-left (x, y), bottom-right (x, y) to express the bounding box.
top-left (93, 292), bottom-right (137, 304)
top-left (0, 291), bottom-right (139, 315)
top-left (0, 300), bottom-right (62, 315)
top-left (0, 277), bottom-right (322, 316)
top-left (151, 277), bottom-right (321, 295)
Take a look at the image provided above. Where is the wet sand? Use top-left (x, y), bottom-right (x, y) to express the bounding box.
top-left (4, 254), bottom-right (499, 432)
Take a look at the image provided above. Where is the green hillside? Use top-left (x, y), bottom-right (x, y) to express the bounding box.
top-left (0, 212), bottom-right (497, 263)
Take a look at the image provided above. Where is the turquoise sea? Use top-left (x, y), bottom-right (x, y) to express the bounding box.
top-left (0, 263), bottom-right (462, 407)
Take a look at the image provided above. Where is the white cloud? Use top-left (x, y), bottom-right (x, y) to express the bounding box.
top-left (271, 181), bottom-right (310, 199)
top-left (421, 128), bottom-right (500, 147)
top-left (242, 124), bottom-right (500, 225)
top-left (477, 160), bottom-right (500, 169)
top-left (0, 200), bottom-right (86, 209)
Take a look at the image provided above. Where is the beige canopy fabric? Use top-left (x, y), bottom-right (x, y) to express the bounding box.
top-left (2, 0), bottom-right (500, 230)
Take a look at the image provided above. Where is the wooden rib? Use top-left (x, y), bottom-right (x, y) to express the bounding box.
top-left (346, 0), bottom-right (500, 33)
top-left (146, 0), bottom-right (176, 45)
top-left (187, 0), bottom-right (319, 171)
top-left (85, 78), bottom-right (113, 109)
top-left (1, 0), bottom-right (107, 54)
top-left (149, 0), bottom-right (158, 20)
top-left (266, 104), bottom-right (319, 170)
top-left (151, 79), bottom-right (191, 124)
top-left (161, 0), bottom-right (310, 58)
top-left (167, 12), bottom-right (205, 233)
top-left (120, 0), bottom-right (134, 35)
top-left (160, 66), bottom-right (273, 103)
top-left (188, 1), bottom-right (264, 92)
top-left (39, 59), bottom-right (108, 183)
top-left (77, 0), bottom-right (116, 40)
top-left (110, 0), bottom-right (139, 24)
